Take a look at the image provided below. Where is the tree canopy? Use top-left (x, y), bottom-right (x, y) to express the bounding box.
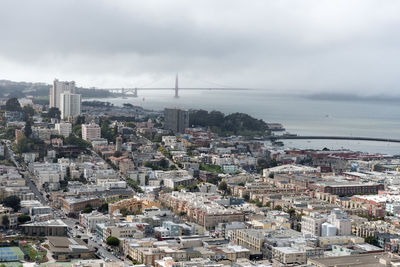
top-left (218, 180), bottom-right (228, 192)
top-left (45, 107), bottom-right (61, 120)
top-left (106, 236), bottom-right (120, 246)
top-left (5, 98), bottom-right (22, 112)
top-left (17, 214), bottom-right (31, 224)
top-left (2, 215), bottom-right (9, 228)
top-left (189, 110), bottom-right (268, 136)
top-left (3, 195), bottom-right (21, 212)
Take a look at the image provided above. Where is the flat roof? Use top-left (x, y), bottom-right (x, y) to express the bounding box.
top-left (308, 252), bottom-right (392, 267)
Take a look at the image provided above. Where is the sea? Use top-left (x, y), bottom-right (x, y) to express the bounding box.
top-left (88, 89), bottom-right (400, 155)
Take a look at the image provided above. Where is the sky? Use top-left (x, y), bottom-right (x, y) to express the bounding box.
top-left (1, 0), bottom-right (400, 94)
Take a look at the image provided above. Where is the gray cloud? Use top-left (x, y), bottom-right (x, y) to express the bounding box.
top-left (1, 0), bottom-right (400, 94)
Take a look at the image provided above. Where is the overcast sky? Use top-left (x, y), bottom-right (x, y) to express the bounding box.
top-left (1, 0), bottom-right (400, 94)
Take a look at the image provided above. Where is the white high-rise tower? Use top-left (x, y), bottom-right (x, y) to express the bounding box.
top-left (49, 79), bottom-right (76, 108)
top-left (60, 92), bottom-right (81, 119)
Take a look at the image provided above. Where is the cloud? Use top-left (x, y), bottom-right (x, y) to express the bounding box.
top-left (1, 0), bottom-right (400, 93)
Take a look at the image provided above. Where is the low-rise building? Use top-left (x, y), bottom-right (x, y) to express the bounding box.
top-left (272, 247), bottom-right (306, 266)
top-left (21, 219), bottom-right (68, 236)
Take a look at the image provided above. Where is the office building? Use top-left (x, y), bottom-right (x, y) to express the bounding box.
top-left (164, 108), bottom-right (189, 134)
top-left (82, 123), bottom-right (101, 141)
top-left (60, 92), bottom-right (81, 119)
top-left (49, 79), bottom-right (75, 108)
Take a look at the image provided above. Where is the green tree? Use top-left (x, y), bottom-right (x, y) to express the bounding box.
top-left (106, 236), bottom-right (120, 246)
top-left (287, 208), bottom-right (296, 218)
top-left (126, 122), bottom-right (136, 129)
top-left (16, 136), bottom-right (32, 153)
top-left (5, 98), bottom-right (21, 112)
top-left (97, 203), bottom-right (109, 213)
top-left (24, 120), bottom-right (32, 138)
top-left (365, 236), bottom-right (377, 245)
top-left (1, 215), bottom-right (9, 229)
top-left (22, 105), bottom-right (35, 117)
top-left (273, 205), bottom-right (282, 211)
top-left (218, 181), bottom-right (228, 192)
top-left (46, 107), bottom-right (61, 120)
top-left (82, 204), bottom-right (94, 213)
top-left (74, 115), bottom-right (85, 126)
top-left (3, 195), bottom-right (21, 211)
top-left (113, 151), bottom-right (123, 157)
top-left (17, 214), bottom-right (31, 224)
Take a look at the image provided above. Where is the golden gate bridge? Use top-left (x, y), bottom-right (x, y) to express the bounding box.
top-left (104, 74), bottom-right (250, 98)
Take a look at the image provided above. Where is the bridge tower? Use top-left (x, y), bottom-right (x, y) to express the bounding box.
top-left (133, 88), bottom-right (138, 97)
top-left (121, 88), bottom-right (125, 95)
top-left (174, 74), bottom-right (179, 98)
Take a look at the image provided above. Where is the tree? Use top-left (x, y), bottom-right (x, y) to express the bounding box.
top-left (22, 105), bottom-right (35, 117)
top-left (218, 181), bottom-right (228, 192)
top-left (120, 207), bottom-right (128, 217)
top-left (365, 236), bottom-right (377, 245)
top-left (46, 107), bottom-right (61, 120)
top-left (273, 205), bottom-right (282, 211)
top-left (3, 195), bottom-right (21, 212)
top-left (5, 98), bottom-right (21, 112)
top-left (106, 236), bottom-right (120, 247)
top-left (113, 151), bottom-right (123, 157)
top-left (97, 203), bottom-right (109, 213)
top-left (16, 136), bottom-right (32, 153)
top-left (126, 122), bottom-right (136, 129)
top-left (287, 208), bottom-right (296, 218)
top-left (24, 120), bottom-right (32, 138)
top-left (82, 204), bottom-right (93, 213)
top-left (74, 115), bottom-right (85, 126)
top-left (1, 215), bottom-right (9, 229)
top-left (17, 214), bottom-right (31, 224)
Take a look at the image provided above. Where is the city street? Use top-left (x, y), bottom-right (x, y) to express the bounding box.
top-left (4, 140), bottom-right (48, 205)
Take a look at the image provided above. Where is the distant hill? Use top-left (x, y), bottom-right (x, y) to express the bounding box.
top-left (0, 79), bottom-right (115, 99)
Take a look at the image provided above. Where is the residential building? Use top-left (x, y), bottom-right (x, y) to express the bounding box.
top-left (164, 107), bottom-right (189, 134)
top-left (82, 123), bottom-right (101, 141)
top-left (49, 79), bottom-right (75, 108)
top-left (79, 211), bottom-right (110, 232)
top-left (61, 197), bottom-right (103, 213)
top-left (60, 92), bottom-right (81, 119)
top-left (272, 247), bottom-right (306, 266)
top-left (301, 212), bottom-right (327, 237)
top-left (55, 122), bottom-right (72, 137)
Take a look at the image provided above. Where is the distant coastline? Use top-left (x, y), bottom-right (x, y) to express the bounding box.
top-left (305, 92), bottom-right (400, 103)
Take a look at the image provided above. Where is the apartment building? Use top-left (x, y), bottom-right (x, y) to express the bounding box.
top-left (82, 123), bottom-right (101, 141)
